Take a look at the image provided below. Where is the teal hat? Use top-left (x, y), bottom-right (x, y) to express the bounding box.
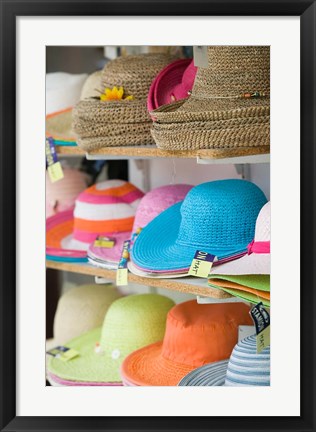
top-left (131, 179), bottom-right (267, 272)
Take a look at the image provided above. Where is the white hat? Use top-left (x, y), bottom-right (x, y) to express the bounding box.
top-left (210, 201), bottom-right (270, 275)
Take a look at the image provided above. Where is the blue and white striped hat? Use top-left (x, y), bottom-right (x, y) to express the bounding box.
top-left (178, 335), bottom-right (270, 386)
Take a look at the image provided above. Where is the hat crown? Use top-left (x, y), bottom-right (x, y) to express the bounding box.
top-left (132, 184), bottom-right (192, 234)
top-left (254, 201), bottom-right (270, 242)
top-left (192, 46), bottom-right (270, 98)
top-left (225, 335), bottom-right (270, 386)
top-left (176, 180), bottom-right (267, 253)
top-left (53, 284), bottom-right (121, 345)
top-left (101, 53), bottom-right (176, 99)
top-left (100, 294), bottom-right (175, 359)
top-left (161, 300), bottom-right (252, 367)
top-left (73, 179), bottom-right (144, 244)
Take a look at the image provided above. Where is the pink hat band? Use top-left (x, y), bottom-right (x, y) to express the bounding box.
top-left (247, 240), bottom-right (270, 255)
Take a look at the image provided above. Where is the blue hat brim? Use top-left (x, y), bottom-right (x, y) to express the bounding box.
top-left (131, 202), bottom-right (249, 272)
top-left (178, 360), bottom-right (228, 386)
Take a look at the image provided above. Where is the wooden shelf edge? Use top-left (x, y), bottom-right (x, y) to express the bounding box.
top-left (46, 260), bottom-right (230, 299)
top-left (56, 144), bottom-right (270, 161)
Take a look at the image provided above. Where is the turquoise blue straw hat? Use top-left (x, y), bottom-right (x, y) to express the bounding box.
top-left (131, 179), bottom-right (267, 272)
top-left (178, 335), bottom-right (270, 386)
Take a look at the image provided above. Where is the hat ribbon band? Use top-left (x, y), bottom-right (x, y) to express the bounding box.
top-left (247, 240), bottom-right (270, 255)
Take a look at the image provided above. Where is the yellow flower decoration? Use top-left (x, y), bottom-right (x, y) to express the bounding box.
top-left (100, 86), bottom-right (134, 102)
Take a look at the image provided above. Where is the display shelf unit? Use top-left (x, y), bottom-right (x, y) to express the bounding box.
top-left (46, 259), bottom-right (232, 299)
top-left (56, 144), bottom-right (270, 164)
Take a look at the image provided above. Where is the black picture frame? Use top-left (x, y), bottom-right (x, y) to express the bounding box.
top-left (0, 1), bottom-right (315, 431)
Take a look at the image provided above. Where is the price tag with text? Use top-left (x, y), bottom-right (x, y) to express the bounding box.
top-left (188, 251), bottom-right (216, 278)
top-left (46, 137), bottom-right (64, 183)
top-left (46, 346), bottom-right (79, 362)
top-left (116, 240), bottom-right (130, 286)
top-left (250, 302), bottom-right (270, 353)
top-left (94, 236), bottom-right (115, 248)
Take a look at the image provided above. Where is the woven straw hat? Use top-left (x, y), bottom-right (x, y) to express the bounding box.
top-left (210, 201), bottom-right (270, 276)
top-left (46, 284), bottom-right (122, 351)
top-left (178, 335), bottom-right (270, 386)
top-left (72, 53), bottom-right (175, 151)
top-left (46, 167), bottom-right (89, 218)
top-left (46, 179), bottom-right (144, 263)
top-left (131, 179), bottom-right (267, 273)
top-left (46, 72), bottom-right (87, 146)
top-left (208, 274), bottom-right (270, 307)
top-left (120, 300), bottom-right (252, 386)
top-left (150, 46), bottom-right (270, 151)
top-left (47, 293), bottom-right (175, 385)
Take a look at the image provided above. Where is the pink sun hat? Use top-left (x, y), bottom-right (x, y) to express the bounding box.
top-left (147, 59), bottom-right (197, 112)
top-left (128, 184), bottom-right (192, 275)
top-left (46, 179), bottom-right (144, 261)
top-left (46, 167), bottom-right (89, 218)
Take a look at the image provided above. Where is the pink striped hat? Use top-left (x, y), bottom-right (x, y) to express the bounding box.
top-left (46, 167), bottom-right (89, 218)
top-left (46, 179), bottom-right (144, 261)
top-left (147, 59), bottom-right (197, 112)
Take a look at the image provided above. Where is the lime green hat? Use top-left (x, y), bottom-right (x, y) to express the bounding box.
top-left (47, 293), bottom-right (175, 384)
top-left (208, 274), bottom-right (270, 308)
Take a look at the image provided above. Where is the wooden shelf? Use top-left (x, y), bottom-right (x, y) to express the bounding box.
top-left (56, 144), bottom-right (270, 163)
top-left (46, 260), bottom-right (232, 299)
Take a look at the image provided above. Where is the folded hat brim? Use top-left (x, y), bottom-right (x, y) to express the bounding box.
top-left (127, 260), bottom-right (189, 278)
top-left (178, 360), bottom-right (228, 386)
top-left (131, 202), bottom-right (250, 272)
top-left (47, 371), bottom-right (123, 387)
top-left (208, 285), bottom-right (270, 308)
top-left (210, 252), bottom-right (270, 275)
top-left (46, 108), bottom-right (77, 143)
top-left (47, 327), bottom-right (124, 383)
top-left (120, 341), bottom-right (196, 386)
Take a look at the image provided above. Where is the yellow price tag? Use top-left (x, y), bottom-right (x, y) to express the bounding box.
top-left (94, 237), bottom-right (115, 248)
top-left (116, 268), bottom-right (128, 286)
top-left (47, 161), bottom-right (64, 183)
top-left (256, 326), bottom-right (270, 354)
top-left (188, 251), bottom-right (215, 278)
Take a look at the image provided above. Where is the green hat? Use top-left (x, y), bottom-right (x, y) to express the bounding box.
top-left (208, 274), bottom-right (270, 307)
top-left (47, 293), bottom-right (175, 384)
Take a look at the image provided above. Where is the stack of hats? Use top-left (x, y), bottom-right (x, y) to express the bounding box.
top-left (150, 46), bottom-right (270, 154)
top-left (178, 334), bottom-right (270, 386)
top-left (46, 72), bottom-right (88, 146)
top-left (47, 293), bottom-right (175, 386)
top-left (72, 53), bottom-right (176, 151)
top-left (130, 179), bottom-right (267, 277)
top-left (46, 167), bottom-right (89, 218)
top-left (208, 201), bottom-right (270, 307)
top-left (120, 300), bottom-right (253, 386)
top-left (125, 184), bottom-right (193, 278)
top-left (46, 179), bottom-right (144, 264)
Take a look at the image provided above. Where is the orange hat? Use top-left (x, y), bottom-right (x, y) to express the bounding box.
top-left (120, 300), bottom-right (253, 386)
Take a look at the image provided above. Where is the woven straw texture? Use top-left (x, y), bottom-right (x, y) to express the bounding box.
top-left (121, 300), bottom-right (252, 386)
top-left (52, 284), bottom-right (121, 347)
top-left (131, 179), bottom-right (267, 272)
top-left (72, 54), bottom-right (175, 151)
top-left (150, 46), bottom-right (270, 151)
top-left (211, 201), bottom-right (270, 275)
top-left (47, 294), bottom-right (175, 384)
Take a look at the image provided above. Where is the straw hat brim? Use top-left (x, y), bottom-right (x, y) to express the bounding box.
top-left (46, 209), bottom-right (130, 264)
top-left (208, 284), bottom-right (270, 308)
top-left (46, 108), bottom-right (77, 145)
top-left (210, 252), bottom-right (270, 275)
top-left (47, 327), bottom-right (124, 383)
top-left (131, 202), bottom-right (251, 273)
top-left (120, 341), bottom-right (197, 386)
top-left (151, 96), bottom-right (270, 123)
top-left (178, 360), bottom-right (228, 386)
